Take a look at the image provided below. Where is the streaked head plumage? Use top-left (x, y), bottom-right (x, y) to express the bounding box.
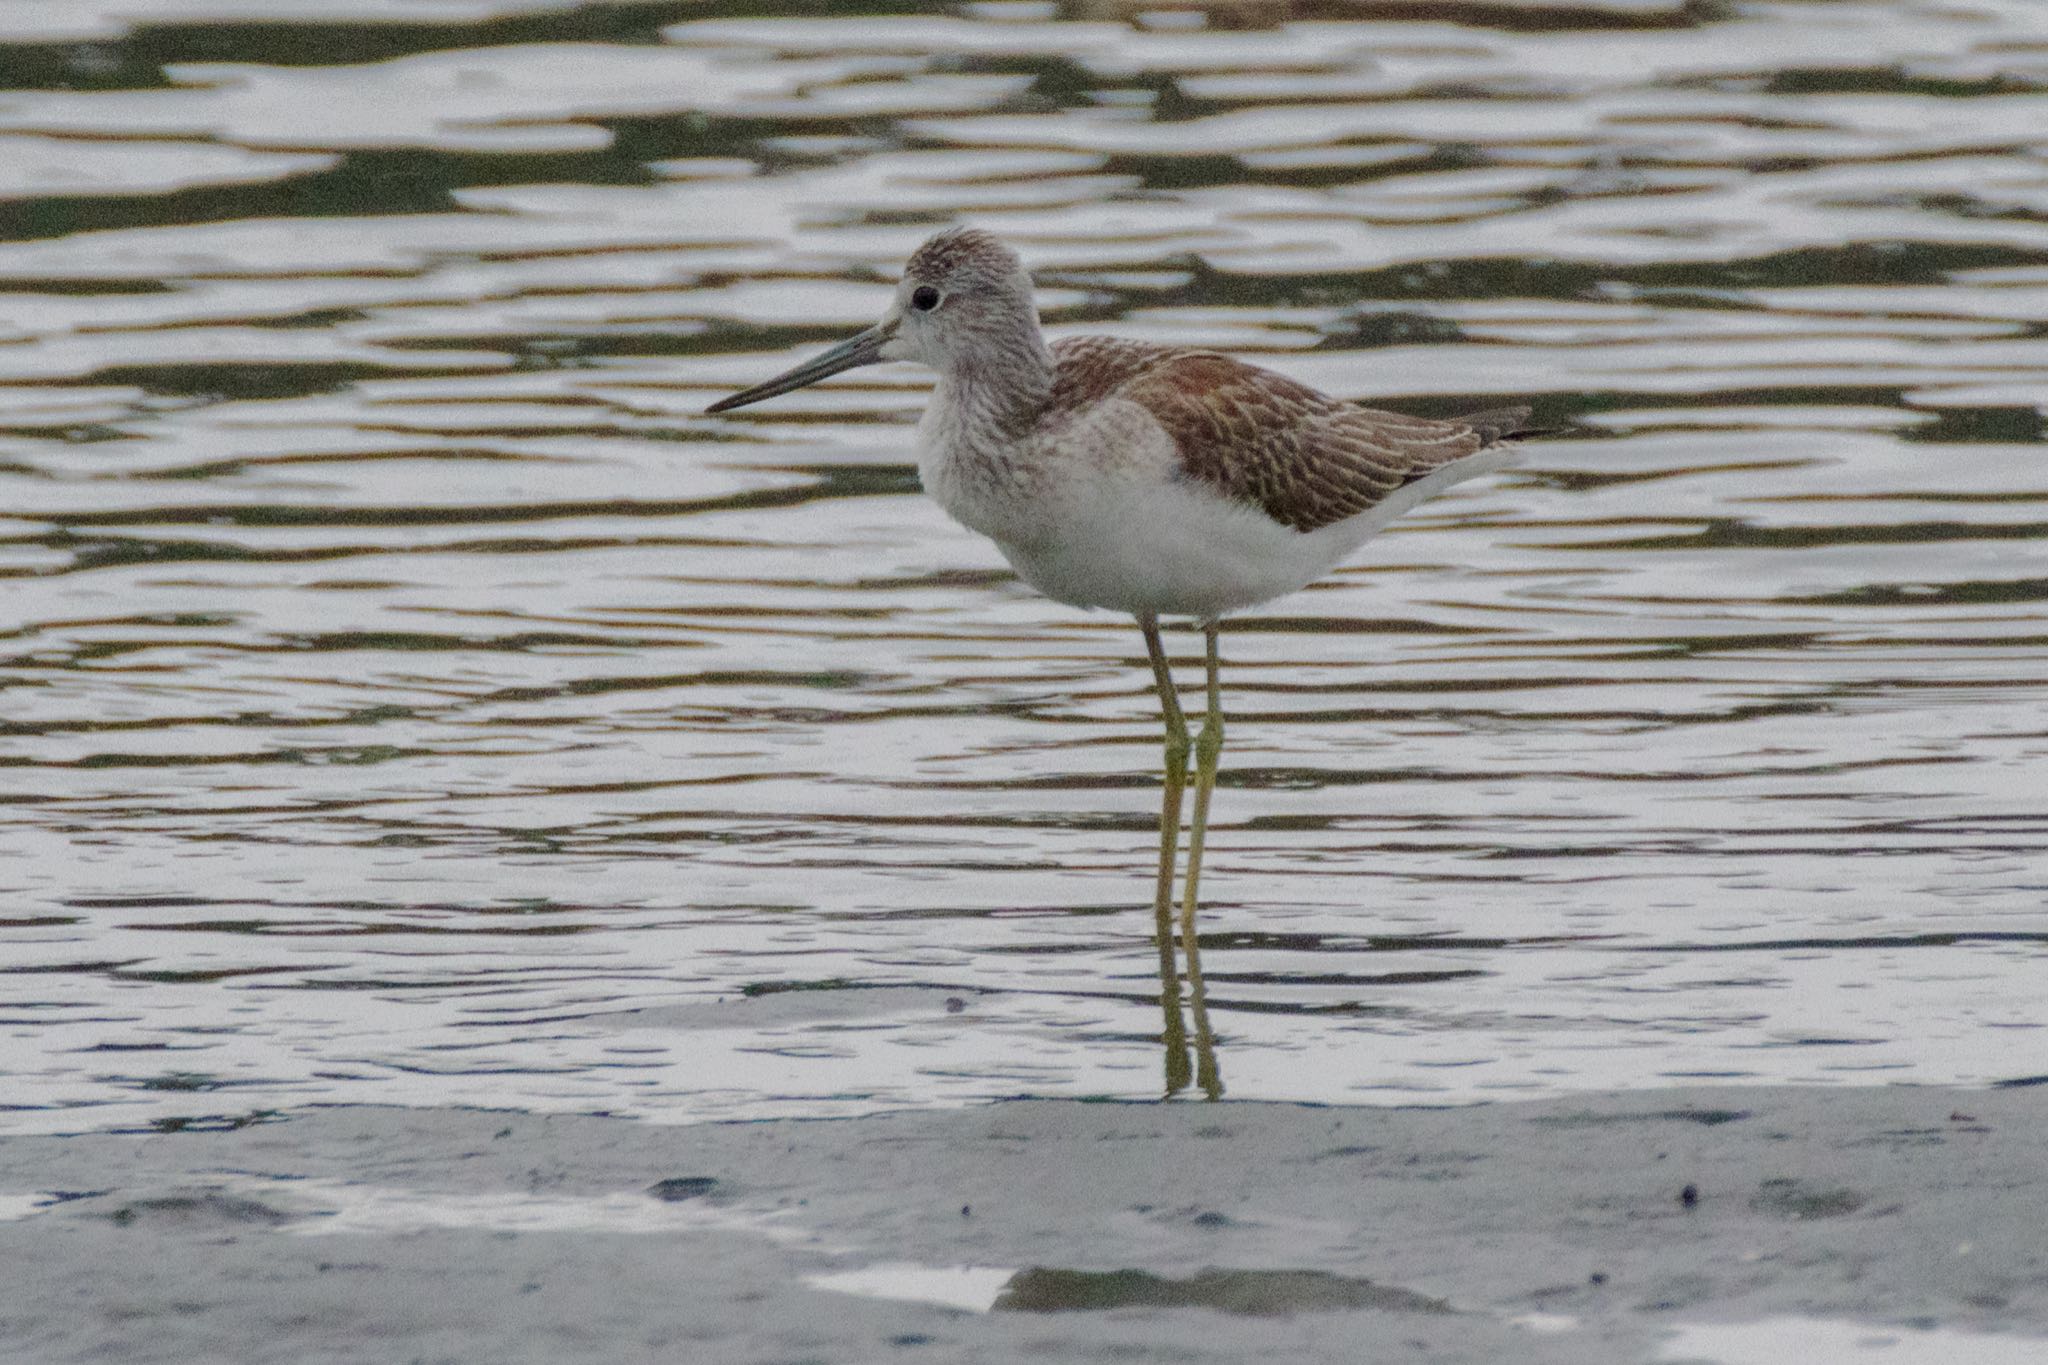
top-left (904, 227), bottom-right (1022, 289)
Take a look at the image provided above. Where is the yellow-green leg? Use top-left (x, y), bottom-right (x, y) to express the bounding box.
top-left (1140, 614), bottom-right (1193, 1095)
top-left (1178, 625), bottom-right (1223, 975)
top-left (1140, 614), bottom-right (1190, 978)
top-left (1179, 622), bottom-right (1224, 1098)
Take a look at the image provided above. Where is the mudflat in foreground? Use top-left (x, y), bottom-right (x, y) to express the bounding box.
top-left (3, 1086), bottom-right (2043, 1363)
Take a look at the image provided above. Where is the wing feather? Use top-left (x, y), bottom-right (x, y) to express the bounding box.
top-left (1102, 350), bottom-right (1528, 533)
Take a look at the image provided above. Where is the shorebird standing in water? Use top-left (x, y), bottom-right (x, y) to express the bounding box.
top-left (708, 228), bottom-right (1532, 1091)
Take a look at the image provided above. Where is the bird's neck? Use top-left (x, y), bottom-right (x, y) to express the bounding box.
top-left (933, 323), bottom-right (1055, 440)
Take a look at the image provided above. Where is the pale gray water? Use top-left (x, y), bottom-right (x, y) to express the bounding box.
top-left (2, 0), bottom-right (2046, 1135)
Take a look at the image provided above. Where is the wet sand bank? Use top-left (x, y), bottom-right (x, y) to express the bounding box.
top-left (3, 1085), bottom-right (2045, 1363)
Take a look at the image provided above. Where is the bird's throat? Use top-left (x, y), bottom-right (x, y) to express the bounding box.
top-left (937, 331), bottom-right (1056, 440)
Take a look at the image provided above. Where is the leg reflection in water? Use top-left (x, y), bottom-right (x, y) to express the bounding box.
top-left (1158, 941), bottom-right (1222, 1101)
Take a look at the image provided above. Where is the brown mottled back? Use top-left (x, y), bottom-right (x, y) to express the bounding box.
top-left (1048, 337), bottom-right (1530, 533)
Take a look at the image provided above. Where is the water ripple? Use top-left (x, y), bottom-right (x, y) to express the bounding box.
top-left (0, 0), bottom-right (2044, 1133)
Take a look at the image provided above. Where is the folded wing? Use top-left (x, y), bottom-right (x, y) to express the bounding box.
top-left (1109, 349), bottom-right (1530, 533)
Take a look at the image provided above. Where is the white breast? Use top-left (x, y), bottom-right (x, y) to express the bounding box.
top-left (920, 392), bottom-right (1320, 620)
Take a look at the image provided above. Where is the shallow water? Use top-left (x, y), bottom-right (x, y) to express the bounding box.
top-left (2, 0), bottom-right (2046, 1135)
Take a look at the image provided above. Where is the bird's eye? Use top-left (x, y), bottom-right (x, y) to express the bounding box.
top-left (911, 285), bottom-right (942, 312)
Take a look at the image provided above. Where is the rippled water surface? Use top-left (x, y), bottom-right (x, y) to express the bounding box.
top-left (3, 0), bottom-right (2047, 1134)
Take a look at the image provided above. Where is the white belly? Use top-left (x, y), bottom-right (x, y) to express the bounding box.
top-left (995, 475), bottom-right (1343, 620)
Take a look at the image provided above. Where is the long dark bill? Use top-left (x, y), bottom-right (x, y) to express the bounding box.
top-left (704, 320), bottom-right (897, 413)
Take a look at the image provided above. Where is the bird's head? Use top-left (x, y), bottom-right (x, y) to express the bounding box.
top-left (705, 227), bottom-right (1037, 413)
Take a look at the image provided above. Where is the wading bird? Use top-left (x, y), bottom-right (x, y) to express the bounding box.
top-left (707, 228), bottom-right (1532, 1086)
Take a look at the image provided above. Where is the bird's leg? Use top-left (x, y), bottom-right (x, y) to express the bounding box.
top-left (1177, 624), bottom-right (1223, 999)
top-left (1140, 614), bottom-right (1191, 977)
top-left (1140, 614), bottom-right (1193, 1094)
